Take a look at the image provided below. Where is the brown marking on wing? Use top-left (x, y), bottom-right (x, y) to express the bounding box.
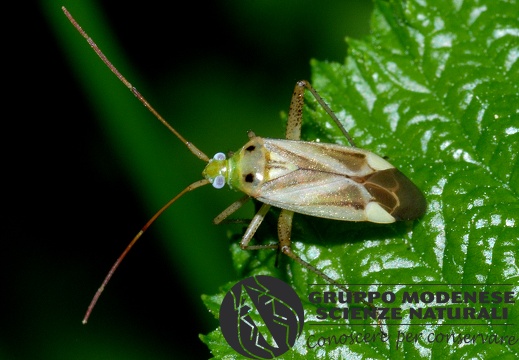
top-left (265, 141), bottom-right (369, 175)
top-left (362, 168), bottom-right (426, 221)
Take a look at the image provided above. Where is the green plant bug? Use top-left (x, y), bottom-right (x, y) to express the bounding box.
top-left (62, 7), bottom-right (426, 325)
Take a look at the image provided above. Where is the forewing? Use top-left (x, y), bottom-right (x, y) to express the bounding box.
top-left (257, 139), bottom-right (425, 222)
top-left (257, 169), bottom-right (373, 221)
top-left (263, 139), bottom-right (388, 179)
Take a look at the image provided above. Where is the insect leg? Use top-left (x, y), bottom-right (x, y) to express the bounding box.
top-left (240, 203), bottom-right (278, 251)
top-left (285, 81), bottom-right (306, 140)
top-left (284, 83), bottom-right (357, 287)
top-left (290, 80), bottom-right (357, 147)
top-left (214, 198), bottom-right (277, 249)
top-left (277, 210), bottom-right (344, 290)
top-left (277, 210), bottom-right (384, 330)
top-left (213, 195), bottom-right (251, 225)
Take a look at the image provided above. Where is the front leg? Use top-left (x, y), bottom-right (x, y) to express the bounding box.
top-left (240, 203), bottom-right (278, 251)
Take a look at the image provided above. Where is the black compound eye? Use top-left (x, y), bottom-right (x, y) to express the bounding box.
top-left (245, 173), bottom-right (254, 183)
top-left (245, 145), bottom-right (256, 152)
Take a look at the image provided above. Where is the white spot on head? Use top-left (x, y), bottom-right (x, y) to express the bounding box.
top-left (365, 202), bottom-right (395, 223)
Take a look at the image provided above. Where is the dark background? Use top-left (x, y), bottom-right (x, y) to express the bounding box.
top-left (6, 0), bottom-right (372, 358)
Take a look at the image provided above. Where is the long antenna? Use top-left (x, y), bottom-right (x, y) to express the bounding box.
top-left (62, 6), bottom-right (209, 162)
top-left (61, 6), bottom-right (213, 323)
top-left (82, 179), bottom-right (210, 324)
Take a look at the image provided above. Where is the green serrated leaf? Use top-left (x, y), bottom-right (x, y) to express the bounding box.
top-left (202, 0), bottom-right (519, 359)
